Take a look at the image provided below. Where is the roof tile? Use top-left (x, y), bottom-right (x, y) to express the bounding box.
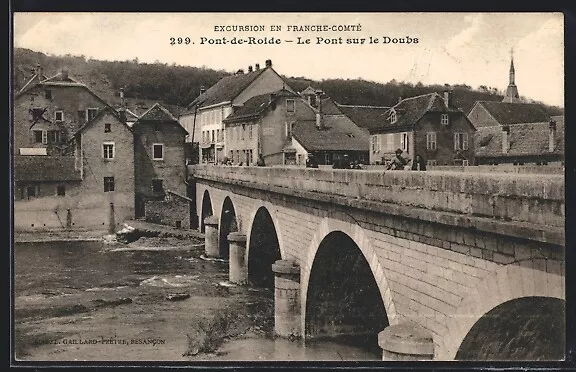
top-left (292, 115), bottom-right (369, 151)
top-left (14, 155), bottom-right (82, 182)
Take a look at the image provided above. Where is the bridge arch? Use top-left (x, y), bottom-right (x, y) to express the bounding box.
top-left (246, 205), bottom-right (283, 289)
top-left (440, 258), bottom-right (565, 360)
top-left (218, 196), bottom-right (238, 259)
top-left (301, 217), bottom-right (398, 348)
top-left (200, 189), bottom-right (213, 233)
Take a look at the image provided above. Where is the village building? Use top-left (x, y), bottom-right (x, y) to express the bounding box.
top-left (336, 104), bottom-right (391, 135)
top-left (285, 91), bottom-right (370, 166)
top-left (368, 91), bottom-right (476, 166)
top-left (467, 100), bottom-right (551, 129)
top-left (132, 103), bottom-right (188, 219)
top-left (474, 115), bottom-right (564, 165)
top-left (14, 66), bottom-right (113, 156)
top-left (222, 88), bottom-right (315, 166)
top-left (179, 60), bottom-right (293, 164)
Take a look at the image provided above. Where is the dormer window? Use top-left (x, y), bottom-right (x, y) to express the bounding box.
top-left (389, 110), bottom-right (397, 124)
top-left (441, 114), bottom-right (449, 125)
top-left (54, 111), bottom-right (63, 122)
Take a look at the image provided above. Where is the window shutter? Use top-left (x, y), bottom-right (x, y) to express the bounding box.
top-left (42, 130), bottom-right (48, 144)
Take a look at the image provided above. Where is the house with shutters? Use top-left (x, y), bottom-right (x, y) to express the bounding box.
top-left (222, 88), bottom-right (315, 166)
top-left (13, 65), bottom-right (113, 156)
top-left (180, 59), bottom-right (293, 164)
top-left (368, 91), bottom-right (477, 166)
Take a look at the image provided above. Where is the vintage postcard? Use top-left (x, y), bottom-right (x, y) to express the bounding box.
top-left (11, 12), bottom-right (567, 365)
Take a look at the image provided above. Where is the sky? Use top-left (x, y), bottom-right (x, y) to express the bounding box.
top-left (13, 12), bottom-right (564, 106)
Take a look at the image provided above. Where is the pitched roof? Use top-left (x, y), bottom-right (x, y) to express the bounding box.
top-left (291, 115), bottom-right (369, 152)
top-left (474, 117), bottom-right (565, 158)
top-left (187, 68), bottom-right (268, 109)
top-left (14, 155), bottom-right (82, 182)
top-left (17, 73), bottom-right (49, 95)
top-left (75, 106), bottom-right (132, 136)
top-left (138, 103), bottom-right (179, 122)
top-left (336, 104), bottom-right (391, 130)
top-left (472, 101), bottom-right (550, 126)
top-left (223, 89), bottom-right (299, 123)
top-left (369, 92), bottom-right (464, 134)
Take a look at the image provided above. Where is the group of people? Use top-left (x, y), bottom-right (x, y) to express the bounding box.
top-left (386, 149), bottom-right (427, 171)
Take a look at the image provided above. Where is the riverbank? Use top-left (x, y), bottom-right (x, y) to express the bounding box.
top-left (14, 239), bottom-right (275, 362)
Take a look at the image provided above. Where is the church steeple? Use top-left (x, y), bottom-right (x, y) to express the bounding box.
top-left (502, 48), bottom-right (522, 103)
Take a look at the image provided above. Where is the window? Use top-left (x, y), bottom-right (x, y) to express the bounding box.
top-left (104, 177), bottom-right (115, 192)
top-left (390, 111), bottom-right (397, 124)
top-left (426, 132), bottom-right (437, 150)
top-left (48, 130), bottom-right (60, 144)
top-left (241, 125), bottom-right (245, 140)
top-left (216, 129), bottom-right (220, 141)
top-left (286, 99), bottom-right (295, 113)
top-left (57, 185), bottom-right (66, 196)
top-left (31, 108), bottom-right (44, 121)
top-left (34, 130), bottom-right (43, 144)
top-left (427, 160), bottom-right (438, 166)
top-left (248, 124), bottom-right (252, 139)
top-left (26, 186), bottom-right (36, 198)
top-left (104, 123), bottom-right (111, 133)
top-left (86, 108), bottom-right (98, 122)
top-left (441, 114), bottom-right (449, 125)
top-left (387, 133), bottom-right (394, 151)
top-left (371, 136), bottom-right (378, 153)
top-left (454, 132), bottom-right (469, 150)
top-left (152, 144), bottom-right (164, 160)
top-left (400, 132), bottom-right (409, 152)
top-left (42, 130), bottom-right (48, 145)
top-left (103, 142), bottom-right (115, 159)
top-left (285, 122), bottom-right (293, 138)
top-left (152, 179), bottom-right (163, 193)
top-left (54, 111), bottom-right (63, 121)
top-left (211, 130), bottom-right (215, 142)
top-left (45, 90), bottom-right (52, 99)
top-left (462, 159), bottom-right (469, 166)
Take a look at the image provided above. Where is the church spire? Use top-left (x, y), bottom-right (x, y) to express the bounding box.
top-left (502, 48), bottom-right (522, 103)
top-left (509, 48), bottom-right (515, 85)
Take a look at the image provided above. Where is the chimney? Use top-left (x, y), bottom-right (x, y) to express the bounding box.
top-left (443, 90), bottom-right (453, 107)
top-left (549, 119), bottom-right (557, 152)
top-left (502, 125), bottom-right (510, 154)
top-left (61, 68), bottom-right (69, 80)
top-left (255, 63), bottom-right (260, 70)
top-left (120, 87), bottom-right (125, 107)
top-left (200, 86), bottom-right (206, 95)
top-left (315, 91), bottom-right (324, 130)
top-left (265, 59), bottom-right (272, 68)
top-left (236, 69), bottom-right (245, 75)
top-left (248, 65), bottom-right (253, 73)
top-left (36, 63), bottom-right (43, 81)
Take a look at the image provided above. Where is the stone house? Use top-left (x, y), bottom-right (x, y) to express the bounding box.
top-left (132, 103), bottom-right (188, 218)
top-left (14, 66), bottom-right (113, 156)
top-left (222, 88), bottom-right (316, 166)
top-left (179, 59), bottom-right (293, 164)
top-left (368, 92), bottom-right (477, 166)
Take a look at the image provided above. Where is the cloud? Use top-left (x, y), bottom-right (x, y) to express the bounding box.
top-left (445, 14), bottom-right (484, 61)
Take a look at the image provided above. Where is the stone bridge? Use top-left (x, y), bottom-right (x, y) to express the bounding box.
top-left (188, 165), bottom-right (565, 361)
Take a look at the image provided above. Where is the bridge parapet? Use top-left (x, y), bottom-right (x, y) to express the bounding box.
top-left (190, 166), bottom-right (564, 246)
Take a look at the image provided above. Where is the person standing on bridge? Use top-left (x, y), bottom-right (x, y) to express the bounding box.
top-left (256, 154), bottom-right (266, 167)
top-left (388, 149), bottom-right (408, 170)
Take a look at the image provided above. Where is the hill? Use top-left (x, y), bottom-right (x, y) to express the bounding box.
top-left (13, 48), bottom-right (564, 117)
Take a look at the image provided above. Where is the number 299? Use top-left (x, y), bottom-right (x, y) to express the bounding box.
top-left (170, 37), bottom-right (191, 45)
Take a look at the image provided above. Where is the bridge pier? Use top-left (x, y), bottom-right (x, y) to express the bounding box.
top-left (271, 259), bottom-right (301, 338)
top-left (378, 323), bottom-right (434, 361)
top-left (204, 216), bottom-right (220, 258)
top-left (227, 232), bottom-right (247, 284)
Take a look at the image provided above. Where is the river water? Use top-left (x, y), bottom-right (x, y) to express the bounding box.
top-left (13, 240), bottom-right (380, 361)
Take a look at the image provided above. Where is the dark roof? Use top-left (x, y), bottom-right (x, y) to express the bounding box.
top-left (472, 101), bottom-right (550, 126)
top-left (369, 93), bottom-right (460, 133)
top-left (291, 115), bottom-right (369, 152)
top-left (187, 68), bottom-right (268, 109)
top-left (138, 103), bottom-right (179, 122)
top-left (474, 117), bottom-right (564, 158)
top-left (223, 89), bottom-right (299, 123)
top-left (336, 104), bottom-right (390, 130)
top-left (14, 155), bottom-right (82, 182)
